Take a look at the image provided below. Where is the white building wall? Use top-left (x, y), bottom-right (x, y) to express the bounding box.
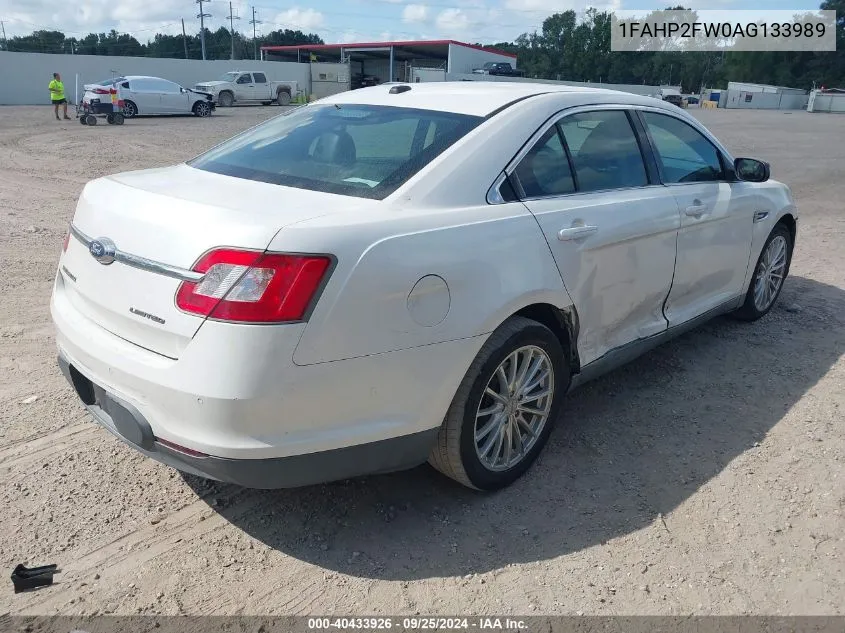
top-left (0, 51), bottom-right (310, 105)
top-left (807, 90), bottom-right (845, 113)
top-left (724, 89), bottom-right (807, 110)
top-left (411, 68), bottom-right (447, 83)
top-left (727, 81), bottom-right (806, 95)
top-left (446, 43), bottom-right (516, 74)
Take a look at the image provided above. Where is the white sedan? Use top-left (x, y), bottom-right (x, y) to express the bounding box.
top-left (51, 82), bottom-right (797, 490)
top-left (84, 75), bottom-right (215, 118)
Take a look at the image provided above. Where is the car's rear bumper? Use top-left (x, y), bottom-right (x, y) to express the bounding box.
top-left (57, 352), bottom-right (438, 488)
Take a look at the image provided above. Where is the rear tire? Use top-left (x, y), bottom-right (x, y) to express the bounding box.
top-left (218, 91), bottom-right (234, 108)
top-left (113, 113), bottom-right (125, 125)
top-left (85, 115), bottom-right (97, 126)
top-left (732, 223), bottom-right (793, 321)
top-left (429, 316), bottom-right (569, 490)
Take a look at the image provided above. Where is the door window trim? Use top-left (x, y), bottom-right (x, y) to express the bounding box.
top-left (488, 104), bottom-right (660, 204)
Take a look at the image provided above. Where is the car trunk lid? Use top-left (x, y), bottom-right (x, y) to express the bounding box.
top-left (61, 164), bottom-right (345, 359)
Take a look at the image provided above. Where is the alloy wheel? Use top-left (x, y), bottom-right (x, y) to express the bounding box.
top-left (753, 235), bottom-right (788, 312)
top-left (474, 345), bottom-right (554, 472)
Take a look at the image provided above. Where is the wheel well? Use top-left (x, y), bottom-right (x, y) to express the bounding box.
top-left (277, 87), bottom-right (291, 95)
top-left (778, 213), bottom-right (796, 247)
top-left (513, 303), bottom-right (580, 373)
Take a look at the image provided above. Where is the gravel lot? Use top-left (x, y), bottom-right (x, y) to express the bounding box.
top-left (0, 104), bottom-right (842, 616)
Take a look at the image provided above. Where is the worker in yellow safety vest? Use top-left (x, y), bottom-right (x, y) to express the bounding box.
top-left (49, 73), bottom-right (71, 121)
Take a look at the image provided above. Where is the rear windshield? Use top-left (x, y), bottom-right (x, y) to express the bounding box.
top-left (187, 104), bottom-right (483, 199)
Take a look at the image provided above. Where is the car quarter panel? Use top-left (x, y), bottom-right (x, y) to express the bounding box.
top-left (281, 204), bottom-right (571, 366)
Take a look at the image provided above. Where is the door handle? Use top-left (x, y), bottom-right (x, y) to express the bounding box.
top-left (558, 225), bottom-right (598, 241)
top-left (685, 204), bottom-right (708, 218)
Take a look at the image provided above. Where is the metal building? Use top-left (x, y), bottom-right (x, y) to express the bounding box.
top-left (261, 39), bottom-right (517, 98)
top-left (722, 82), bottom-right (808, 110)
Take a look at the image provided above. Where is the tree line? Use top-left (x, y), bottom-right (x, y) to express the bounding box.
top-left (0, 27), bottom-right (323, 60)
top-left (482, 2), bottom-right (844, 91)
top-left (2, 1), bottom-right (842, 91)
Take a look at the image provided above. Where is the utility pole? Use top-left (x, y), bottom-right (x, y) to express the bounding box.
top-left (249, 7), bottom-right (262, 61)
top-left (1, 21), bottom-right (7, 52)
top-left (181, 18), bottom-right (189, 58)
top-left (227, 1), bottom-right (240, 60)
top-left (196, 0), bottom-right (211, 61)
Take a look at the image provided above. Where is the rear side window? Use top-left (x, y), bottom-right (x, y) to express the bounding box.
top-left (641, 112), bottom-right (724, 183)
top-left (558, 111), bottom-right (648, 193)
top-left (188, 104), bottom-right (482, 200)
top-left (513, 126), bottom-right (575, 198)
top-left (253, 73), bottom-right (267, 84)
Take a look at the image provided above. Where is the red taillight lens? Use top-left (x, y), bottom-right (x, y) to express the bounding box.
top-left (62, 230), bottom-right (70, 252)
top-left (93, 88), bottom-right (110, 95)
top-left (175, 248), bottom-right (332, 323)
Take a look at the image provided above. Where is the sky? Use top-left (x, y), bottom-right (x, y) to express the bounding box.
top-left (0, 0), bottom-right (826, 46)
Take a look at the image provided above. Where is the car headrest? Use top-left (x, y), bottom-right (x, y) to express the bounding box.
top-left (312, 131), bottom-right (356, 166)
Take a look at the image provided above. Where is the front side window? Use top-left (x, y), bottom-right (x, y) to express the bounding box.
top-left (156, 80), bottom-right (181, 93)
top-left (189, 104), bottom-right (482, 200)
top-left (641, 112), bottom-right (724, 183)
top-left (131, 79), bottom-right (154, 92)
top-left (237, 74), bottom-right (252, 84)
top-left (558, 110), bottom-right (649, 193)
top-left (513, 126), bottom-right (575, 198)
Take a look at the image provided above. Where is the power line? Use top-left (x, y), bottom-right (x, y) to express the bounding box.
top-left (249, 6), bottom-right (262, 61)
top-left (196, 0), bottom-right (212, 60)
top-left (227, 1), bottom-right (240, 59)
top-left (181, 18), bottom-right (189, 58)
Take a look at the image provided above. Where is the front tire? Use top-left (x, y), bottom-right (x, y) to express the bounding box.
top-left (733, 223), bottom-right (793, 321)
top-left (429, 316), bottom-right (569, 490)
top-left (218, 91), bottom-right (234, 108)
top-left (193, 101), bottom-right (212, 117)
top-left (122, 100), bottom-right (138, 118)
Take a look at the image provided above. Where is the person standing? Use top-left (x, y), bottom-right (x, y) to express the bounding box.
top-left (49, 73), bottom-right (71, 120)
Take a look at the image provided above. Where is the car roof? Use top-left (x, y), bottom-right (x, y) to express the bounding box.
top-left (319, 82), bottom-right (667, 117)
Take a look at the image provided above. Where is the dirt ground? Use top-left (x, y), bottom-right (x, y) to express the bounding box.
top-left (0, 104), bottom-right (842, 617)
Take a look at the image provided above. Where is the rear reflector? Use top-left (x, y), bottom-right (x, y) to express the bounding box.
top-left (62, 229), bottom-right (70, 252)
top-left (155, 437), bottom-right (208, 458)
top-left (175, 248), bottom-right (332, 323)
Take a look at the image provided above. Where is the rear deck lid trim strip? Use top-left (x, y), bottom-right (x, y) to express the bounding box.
top-left (69, 224), bottom-right (204, 283)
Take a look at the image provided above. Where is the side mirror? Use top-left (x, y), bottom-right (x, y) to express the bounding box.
top-left (734, 157), bottom-right (770, 183)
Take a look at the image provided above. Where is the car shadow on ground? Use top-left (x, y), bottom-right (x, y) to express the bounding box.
top-left (183, 275), bottom-right (845, 581)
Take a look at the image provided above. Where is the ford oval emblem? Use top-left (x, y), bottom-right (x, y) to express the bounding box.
top-left (89, 237), bottom-right (116, 265)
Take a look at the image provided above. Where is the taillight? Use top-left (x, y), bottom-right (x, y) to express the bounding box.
top-left (93, 88), bottom-right (110, 95)
top-left (175, 248), bottom-right (332, 323)
top-left (62, 230), bottom-right (70, 252)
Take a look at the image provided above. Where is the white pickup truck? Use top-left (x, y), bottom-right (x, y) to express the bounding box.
top-left (194, 71), bottom-right (298, 107)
